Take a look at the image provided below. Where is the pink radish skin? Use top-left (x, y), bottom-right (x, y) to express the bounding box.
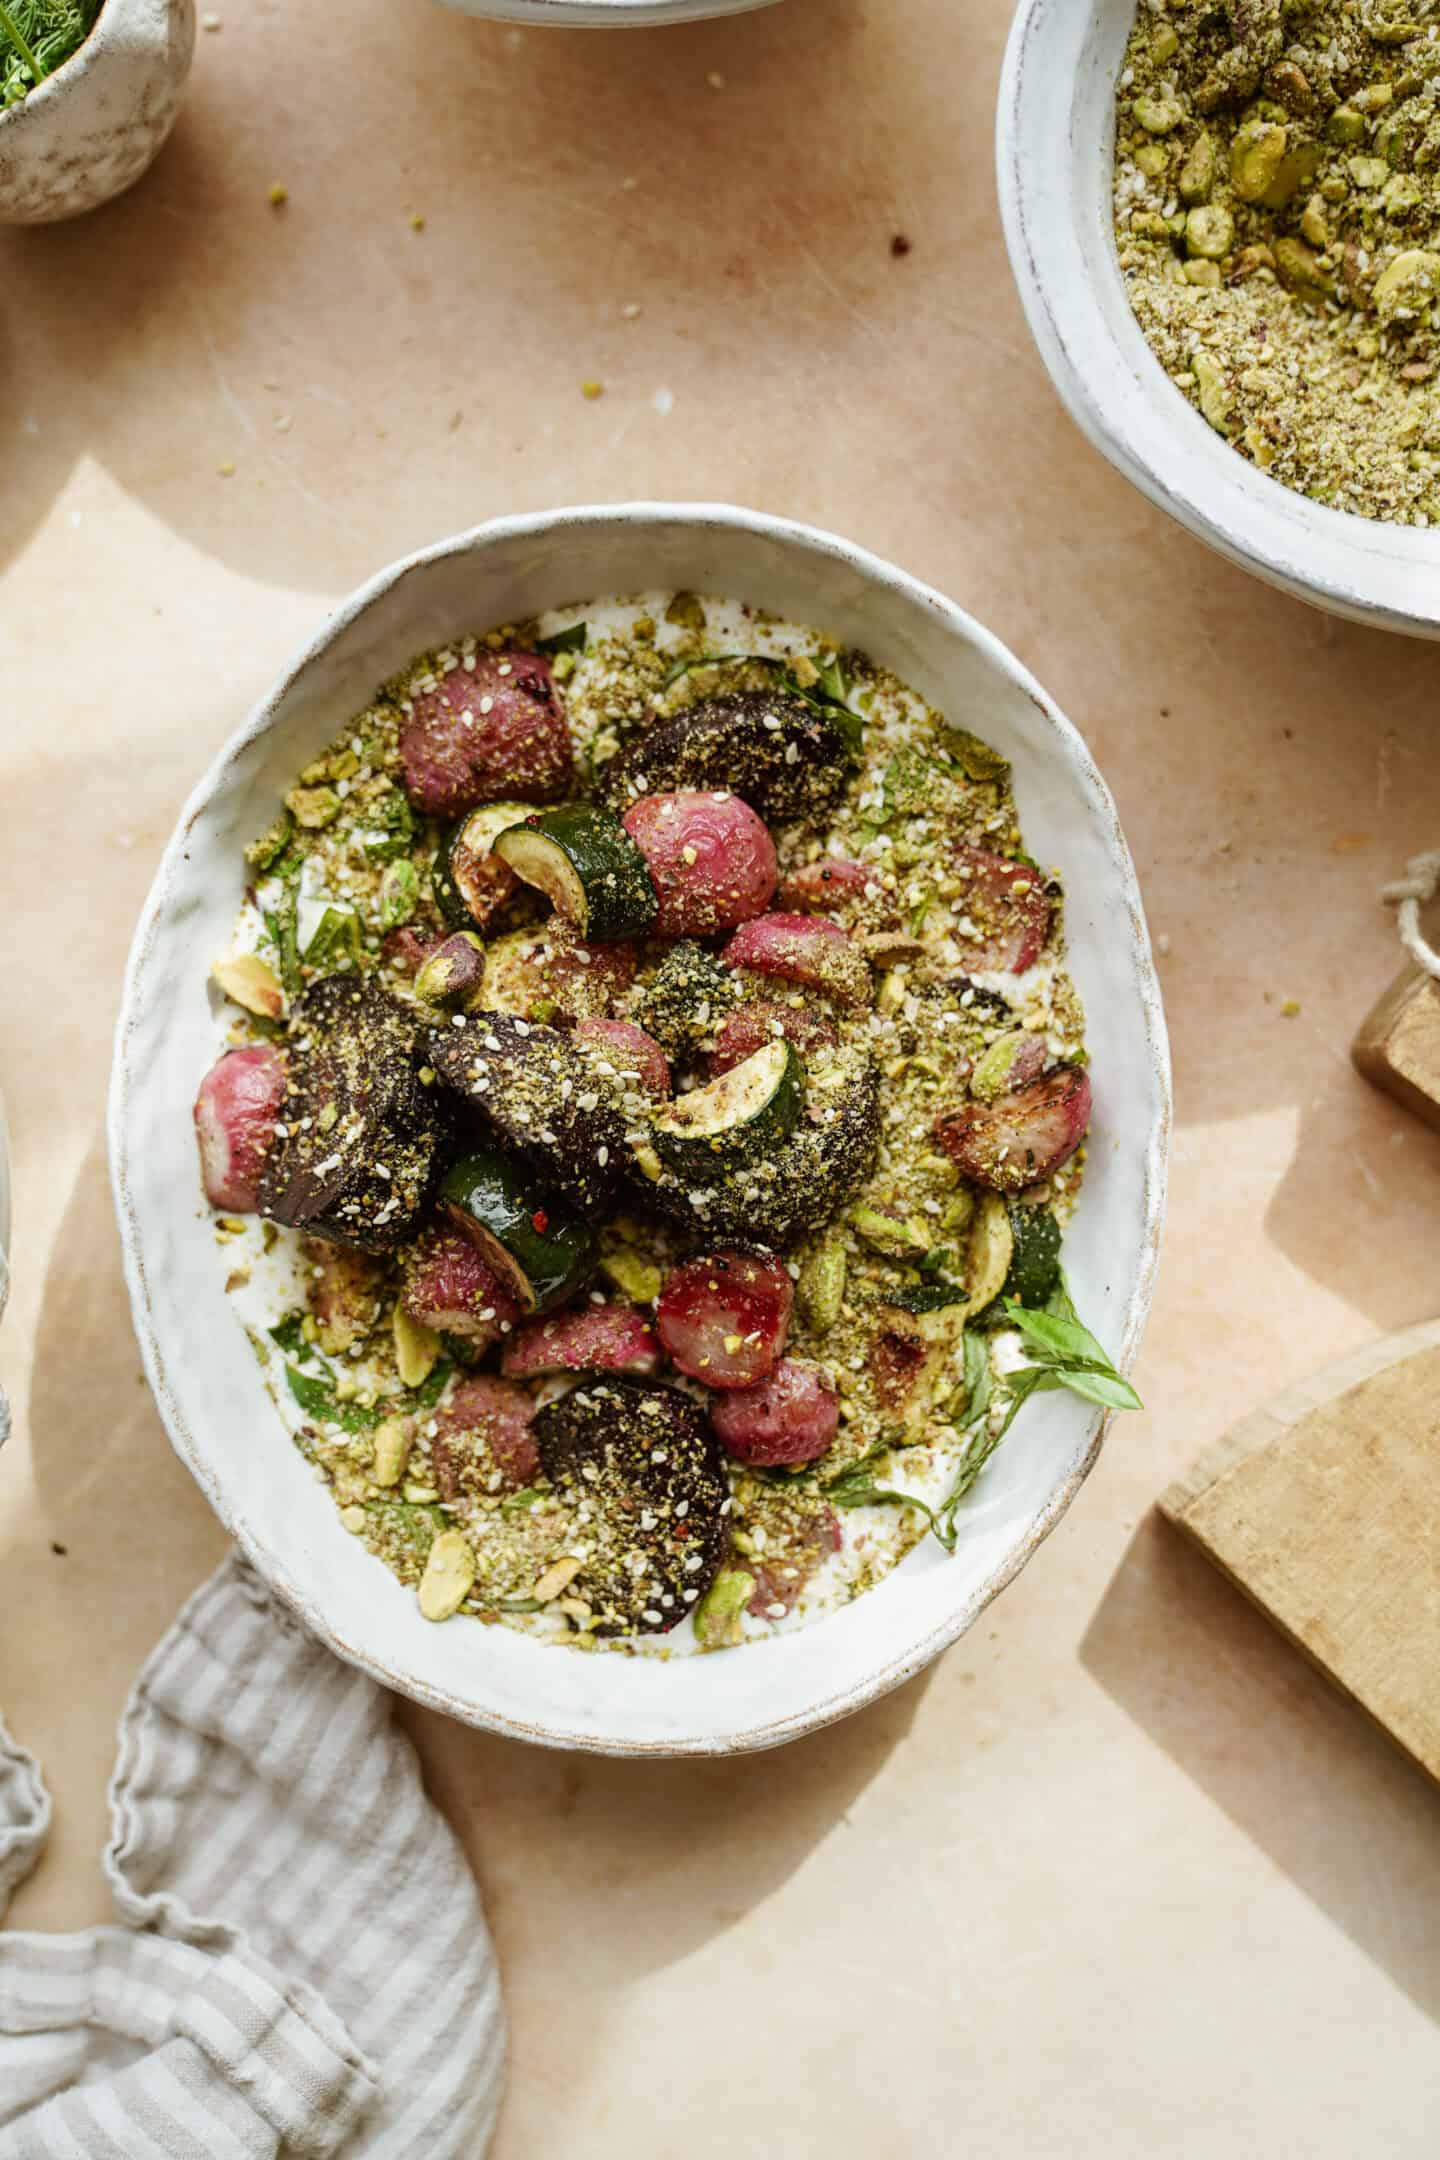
top-left (622, 790), bottom-right (777, 937)
top-left (951, 846), bottom-right (1052, 975)
top-left (709, 1000), bottom-right (839, 1078)
top-left (501, 1302), bottom-right (661, 1379)
top-left (710, 1359), bottom-right (840, 1466)
top-left (934, 1065), bottom-right (1091, 1193)
top-left (194, 1044), bottom-right (286, 1211)
top-left (574, 1018), bottom-right (672, 1100)
top-left (656, 1251), bottom-right (793, 1390)
top-left (431, 1376), bottom-right (540, 1497)
top-left (779, 857), bottom-right (875, 914)
top-left (399, 651), bottom-right (572, 817)
top-left (721, 913), bottom-right (871, 1009)
top-left (403, 1228), bottom-right (521, 1346)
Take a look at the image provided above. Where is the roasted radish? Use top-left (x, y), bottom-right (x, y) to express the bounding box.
top-left (399, 651), bottom-right (572, 817)
top-left (951, 846), bottom-right (1052, 975)
top-left (722, 913), bottom-right (872, 1009)
top-left (656, 1250), bottom-right (793, 1389)
top-left (194, 1043), bottom-right (286, 1212)
top-left (501, 1301), bottom-right (661, 1379)
top-left (622, 790), bottom-right (777, 937)
top-left (709, 1358), bottom-right (839, 1466)
top-left (934, 1064), bottom-right (1091, 1193)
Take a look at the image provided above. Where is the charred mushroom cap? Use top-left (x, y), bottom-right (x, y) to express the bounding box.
top-left (425, 1011), bottom-right (628, 1214)
top-left (259, 975), bottom-right (444, 1252)
top-left (532, 1379), bottom-right (728, 1635)
top-left (640, 1044), bottom-right (881, 1246)
top-left (599, 690), bottom-right (852, 826)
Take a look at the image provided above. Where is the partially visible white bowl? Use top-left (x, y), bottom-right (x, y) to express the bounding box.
top-left (433, 0), bottom-right (776, 26)
top-left (110, 503), bottom-right (1169, 1756)
top-left (998, 0), bottom-right (1440, 639)
top-left (0, 0), bottom-right (194, 225)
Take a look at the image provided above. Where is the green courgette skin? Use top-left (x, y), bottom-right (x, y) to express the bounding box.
top-left (439, 1150), bottom-right (597, 1313)
top-left (652, 1041), bottom-right (804, 1176)
top-left (1000, 1203), bottom-right (1062, 1308)
top-left (496, 806), bottom-right (657, 941)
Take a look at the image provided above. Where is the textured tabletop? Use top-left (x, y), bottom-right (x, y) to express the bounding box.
top-left (3, 1), bottom-right (1440, 2151)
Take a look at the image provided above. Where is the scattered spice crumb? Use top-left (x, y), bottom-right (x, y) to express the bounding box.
top-left (410, 213), bottom-right (426, 232)
top-left (217, 459), bottom-right (236, 477)
top-left (267, 182), bottom-right (288, 208)
top-left (1332, 832), bottom-right (1373, 853)
top-left (1280, 999), bottom-right (1301, 1017)
top-left (50, 1542), bottom-right (67, 1558)
top-left (201, 9), bottom-right (221, 25)
top-left (1156, 932), bottom-right (1172, 956)
top-left (621, 175), bottom-right (638, 191)
top-left (582, 379), bottom-right (604, 400)
top-left (273, 414), bottom-right (291, 432)
top-left (890, 233), bottom-right (912, 258)
top-left (448, 410), bottom-right (464, 431)
top-left (707, 70), bottom-right (726, 90)
top-left (622, 302), bottom-right (641, 320)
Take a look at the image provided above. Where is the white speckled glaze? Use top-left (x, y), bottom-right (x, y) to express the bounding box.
top-left (433, 0), bottom-right (775, 24)
top-left (0, 0), bottom-right (193, 225)
top-left (109, 504), bottom-right (1170, 1756)
top-left (998, 0), bottom-right (1440, 639)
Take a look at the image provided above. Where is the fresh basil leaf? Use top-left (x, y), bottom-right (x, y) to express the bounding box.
top-left (1041, 1366), bottom-right (1143, 1412)
top-left (961, 1328), bottom-right (993, 1426)
top-left (537, 621), bottom-right (588, 656)
top-left (285, 1364), bottom-right (383, 1434)
top-left (828, 1474), bottom-right (935, 1523)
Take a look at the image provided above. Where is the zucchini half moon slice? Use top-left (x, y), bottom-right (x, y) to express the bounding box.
top-left (435, 801), bottom-right (536, 929)
top-left (651, 1039), bottom-right (804, 1172)
top-left (494, 806), bottom-right (657, 942)
top-left (438, 1149), bottom-right (598, 1313)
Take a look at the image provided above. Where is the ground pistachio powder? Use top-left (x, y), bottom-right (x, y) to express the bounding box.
top-left (1114, 0), bottom-right (1440, 524)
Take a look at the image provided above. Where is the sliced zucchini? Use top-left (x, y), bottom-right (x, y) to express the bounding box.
top-left (438, 1150), bottom-right (597, 1314)
top-left (493, 806), bottom-right (657, 942)
top-left (651, 1040), bottom-right (804, 1173)
top-left (999, 1202), bottom-right (1062, 1310)
top-left (435, 801), bottom-right (535, 929)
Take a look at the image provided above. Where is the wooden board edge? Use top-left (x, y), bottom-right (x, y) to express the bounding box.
top-left (1158, 1317), bottom-right (1440, 1524)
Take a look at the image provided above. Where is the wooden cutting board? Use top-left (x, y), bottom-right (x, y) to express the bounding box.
top-left (1160, 1321), bottom-right (1440, 1785)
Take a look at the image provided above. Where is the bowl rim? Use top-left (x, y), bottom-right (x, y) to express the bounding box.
top-left (108, 500), bottom-right (1171, 1754)
top-left (997, 0), bottom-right (1440, 640)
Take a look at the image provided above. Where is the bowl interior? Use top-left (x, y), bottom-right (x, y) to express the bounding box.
top-left (999, 0), bottom-right (1440, 637)
top-left (111, 506), bottom-right (1168, 1755)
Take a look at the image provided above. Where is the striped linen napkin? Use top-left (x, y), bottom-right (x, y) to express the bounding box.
top-left (0, 1555), bottom-right (505, 2157)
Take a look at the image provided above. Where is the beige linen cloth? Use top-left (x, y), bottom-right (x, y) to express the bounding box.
top-left (0, 1556), bottom-right (505, 2156)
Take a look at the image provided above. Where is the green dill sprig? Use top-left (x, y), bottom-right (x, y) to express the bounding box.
top-left (0, 0), bottom-right (101, 109)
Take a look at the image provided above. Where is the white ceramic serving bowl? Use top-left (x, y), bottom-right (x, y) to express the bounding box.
top-left (110, 503), bottom-right (1170, 1756)
top-left (999, 0), bottom-right (1440, 639)
top-left (0, 0), bottom-right (194, 225)
top-left (433, 0), bottom-right (776, 28)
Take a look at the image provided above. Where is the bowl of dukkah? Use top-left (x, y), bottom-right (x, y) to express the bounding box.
top-left (111, 503), bottom-right (1169, 1756)
top-left (1000, 0), bottom-right (1440, 636)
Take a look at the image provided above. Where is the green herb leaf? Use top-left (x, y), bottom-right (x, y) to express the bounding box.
top-left (407, 1356), bottom-right (454, 1410)
top-left (302, 905), bottom-right (363, 970)
top-left (268, 1312), bottom-right (308, 1356)
top-left (360, 787), bottom-right (416, 864)
top-left (285, 1364), bottom-right (384, 1434)
top-left (537, 622), bottom-right (588, 655)
top-left (262, 877), bottom-right (302, 993)
top-left (500, 1487), bottom-right (546, 1515)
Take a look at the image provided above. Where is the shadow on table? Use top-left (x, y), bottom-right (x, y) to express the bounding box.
top-left (9, 1131), bottom-right (226, 1643)
top-left (1081, 1512), bottom-right (1440, 2029)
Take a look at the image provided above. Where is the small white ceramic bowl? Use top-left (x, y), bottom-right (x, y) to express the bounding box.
top-left (999, 0), bottom-right (1440, 639)
top-left (0, 0), bottom-right (194, 225)
top-left (110, 503), bottom-right (1170, 1756)
top-left (433, 0), bottom-right (776, 27)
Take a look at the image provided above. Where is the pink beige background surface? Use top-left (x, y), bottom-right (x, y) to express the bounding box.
top-left (4, 1), bottom-right (1440, 2151)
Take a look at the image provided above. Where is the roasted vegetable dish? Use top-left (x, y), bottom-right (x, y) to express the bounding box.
top-left (196, 592), bottom-right (1132, 1655)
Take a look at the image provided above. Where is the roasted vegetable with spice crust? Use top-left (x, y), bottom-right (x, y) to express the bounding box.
top-left (258, 978), bottom-right (444, 1251)
top-left (599, 688), bottom-right (852, 825)
top-left (427, 1011), bottom-right (628, 1214)
top-left (532, 1379), bottom-right (729, 1635)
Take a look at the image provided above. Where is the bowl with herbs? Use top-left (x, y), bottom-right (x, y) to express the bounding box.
top-left (0, 0), bottom-right (193, 225)
top-left (1000, 0), bottom-right (1440, 636)
top-left (111, 503), bottom-right (1169, 1756)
